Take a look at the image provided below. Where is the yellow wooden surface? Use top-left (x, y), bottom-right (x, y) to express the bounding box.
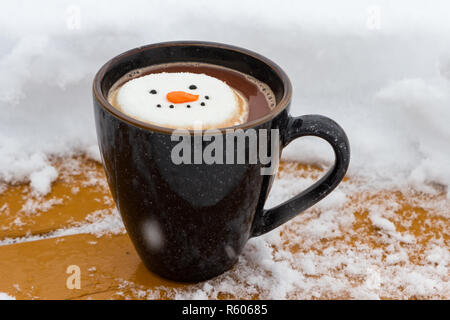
top-left (0, 157), bottom-right (448, 299)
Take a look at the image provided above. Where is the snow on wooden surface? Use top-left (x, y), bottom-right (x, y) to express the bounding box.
top-left (0, 158), bottom-right (447, 300)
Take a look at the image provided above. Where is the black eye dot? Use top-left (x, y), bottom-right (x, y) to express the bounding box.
top-left (156, 104), bottom-right (161, 108)
top-left (186, 105), bottom-right (191, 108)
top-left (200, 102), bottom-right (205, 106)
top-left (149, 89), bottom-right (157, 94)
top-left (189, 85), bottom-right (197, 90)
top-left (169, 104), bottom-right (174, 108)
top-left (205, 96), bottom-right (209, 99)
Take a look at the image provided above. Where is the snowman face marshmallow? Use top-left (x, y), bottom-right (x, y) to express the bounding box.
top-left (114, 72), bottom-right (249, 129)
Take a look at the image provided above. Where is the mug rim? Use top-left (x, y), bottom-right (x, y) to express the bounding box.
top-left (93, 41), bottom-right (292, 134)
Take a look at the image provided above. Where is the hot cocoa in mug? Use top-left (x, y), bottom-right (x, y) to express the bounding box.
top-left (93, 41), bottom-right (350, 282)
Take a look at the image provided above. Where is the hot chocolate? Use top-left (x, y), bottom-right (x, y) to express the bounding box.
top-left (108, 62), bottom-right (275, 129)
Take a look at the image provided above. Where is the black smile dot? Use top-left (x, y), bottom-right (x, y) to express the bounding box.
top-left (169, 104), bottom-right (174, 108)
top-left (205, 96), bottom-right (209, 99)
top-left (200, 102), bottom-right (205, 106)
top-left (156, 104), bottom-right (161, 108)
top-left (189, 85), bottom-right (197, 90)
top-left (149, 89), bottom-right (157, 94)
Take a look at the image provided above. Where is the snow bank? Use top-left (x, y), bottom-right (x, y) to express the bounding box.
top-left (0, 0), bottom-right (450, 195)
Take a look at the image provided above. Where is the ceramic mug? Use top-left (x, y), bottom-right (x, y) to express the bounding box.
top-left (93, 41), bottom-right (350, 282)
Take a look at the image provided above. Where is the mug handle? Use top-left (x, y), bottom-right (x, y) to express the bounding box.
top-left (251, 114), bottom-right (351, 237)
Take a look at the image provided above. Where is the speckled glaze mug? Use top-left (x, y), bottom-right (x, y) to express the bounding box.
top-left (93, 41), bottom-right (350, 282)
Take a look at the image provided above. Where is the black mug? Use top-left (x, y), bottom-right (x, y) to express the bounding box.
top-left (93, 41), bottom-right (350, 282)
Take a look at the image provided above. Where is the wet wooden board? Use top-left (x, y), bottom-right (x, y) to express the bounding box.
top-left (0, 233), bottom-right (186, 300)
top-left (0, 158), bottom-right (114, 239)
top-left (0, 158), bottom-right (448, 299)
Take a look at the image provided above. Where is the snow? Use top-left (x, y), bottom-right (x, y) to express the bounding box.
top-left (0, 208), bottom-right (125, 246)
top-left (20, 197), bottom-right (62, 216)
top-left (0, 0), bottom-right (449, 195)
top-left (111, 170), bottom-right (449, 299)
top-left (29, 166), bottom-right (58, 196)
top-left (370, 213), bottom-right (396, 233)
top-left (0, 293), bottom-right (15, 300)
top-left (0, 0), bottom-right (449, 299)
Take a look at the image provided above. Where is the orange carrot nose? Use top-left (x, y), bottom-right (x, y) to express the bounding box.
top-left (166, 91), bottom-right (199, 104)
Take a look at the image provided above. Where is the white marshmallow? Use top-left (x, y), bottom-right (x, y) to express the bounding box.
top-left (113, 72), bottom-right (248, 129)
